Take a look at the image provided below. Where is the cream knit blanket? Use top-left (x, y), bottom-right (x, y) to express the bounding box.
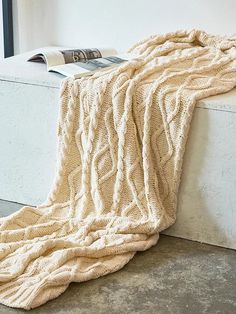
top-left (1, 30), bottom-right (236, 310)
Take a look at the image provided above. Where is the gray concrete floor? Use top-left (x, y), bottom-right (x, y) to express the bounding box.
top-left (0, 199), bottom-right (235, 314)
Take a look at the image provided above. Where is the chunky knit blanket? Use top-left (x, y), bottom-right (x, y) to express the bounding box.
top-left (1, 30), bottom-right (236, 310)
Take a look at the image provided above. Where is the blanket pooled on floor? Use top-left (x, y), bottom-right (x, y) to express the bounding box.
top-left (1, 30), bottom-right (236, 310)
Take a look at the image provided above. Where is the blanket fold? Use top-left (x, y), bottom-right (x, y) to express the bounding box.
top-left (1, 29), bottom-right (236, 309)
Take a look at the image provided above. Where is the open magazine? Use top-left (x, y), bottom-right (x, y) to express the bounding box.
top-left (28, 48), bottom-right (135, 78)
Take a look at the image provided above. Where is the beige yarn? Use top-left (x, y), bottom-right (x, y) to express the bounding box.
top-left (1, 30), bottom-right (236, 310)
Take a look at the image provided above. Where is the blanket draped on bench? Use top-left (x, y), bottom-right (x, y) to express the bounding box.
top-left (1, 30), bottom-right (236, 309)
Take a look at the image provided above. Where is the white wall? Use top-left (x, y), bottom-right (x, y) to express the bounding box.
top-left (12, 0), bottom-right (55, 54)
top-left (0, 1), bottom-right (4, 59)
top-left (13, 0), bottom-right (236, 54)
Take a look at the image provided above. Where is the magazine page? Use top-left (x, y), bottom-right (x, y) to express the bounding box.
top-left (48, 54), bottom-right (136, 78)
top-left (28, 48), bottom-right (117, 70)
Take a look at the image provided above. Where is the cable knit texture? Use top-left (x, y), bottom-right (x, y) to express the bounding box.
top-left (1, 30), bottom-right (236, 310)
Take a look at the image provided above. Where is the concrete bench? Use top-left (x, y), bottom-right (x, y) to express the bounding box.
top-left (0, 49), bottom-right (235, 249)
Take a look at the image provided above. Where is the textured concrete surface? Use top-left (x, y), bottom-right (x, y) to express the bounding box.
top-left (0, 200), bottom-right (236, 314)
top-left (0, 199), bottom-right (23, 217)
